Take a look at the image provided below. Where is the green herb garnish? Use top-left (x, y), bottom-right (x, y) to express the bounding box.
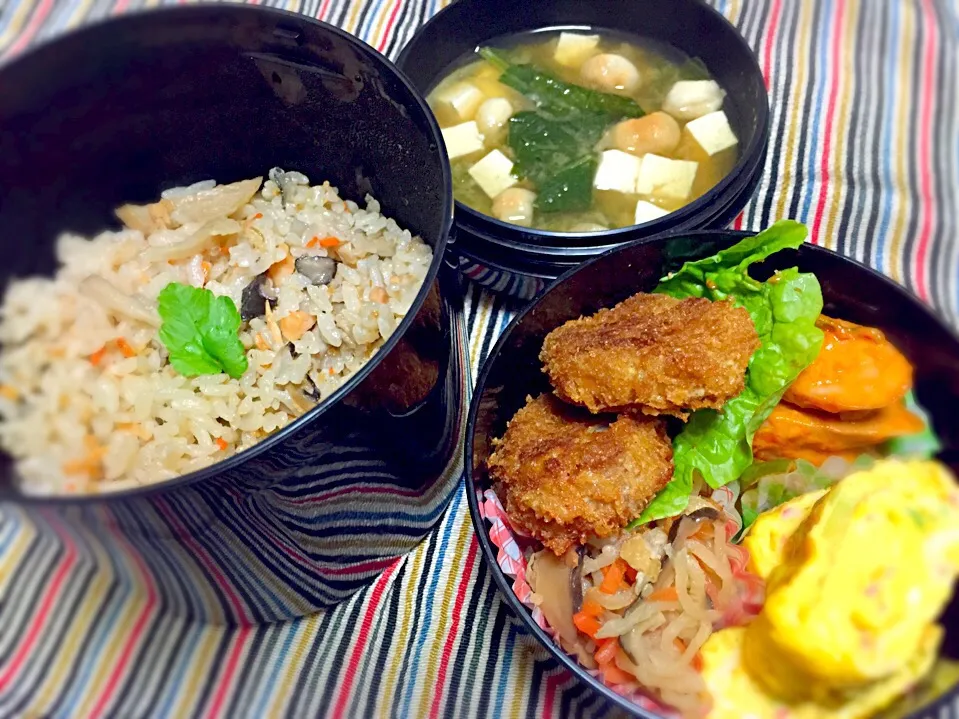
top-left (631, 221), bottom-right (825, 525)
top-left (157, 282), bottom-right (249, 379)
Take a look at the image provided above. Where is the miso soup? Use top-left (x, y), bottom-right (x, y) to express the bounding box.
top-left (427, 30), bottom-right (740, 233)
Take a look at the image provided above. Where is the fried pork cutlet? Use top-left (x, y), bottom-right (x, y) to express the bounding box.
top-left (487, 394), bottom-right (673, 556)
top-left (540, 292), bottom-right (759, 419)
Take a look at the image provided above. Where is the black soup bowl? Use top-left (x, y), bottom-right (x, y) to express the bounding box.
top-left (466, 230), bottom-right (959, 717)
top-left (397, 0), bottom-right (770, 300)
top-left (0, 6), bottom-right (465, 624)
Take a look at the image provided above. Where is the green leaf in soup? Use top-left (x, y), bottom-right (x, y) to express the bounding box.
top-left (635, 56), bottom-right (712, 112)
top-left (631, 221), bottom-right (825, 525)
top-left (478, 47), bottom-right (645, 120)
top-left (507, 110), bottom-right (607, 213)
top-left (507, 110), bottom-right (608, 185)
top-left (535, 157), bottom-right (598, 213)
top-left (157, 282), bottom-right (249, 380)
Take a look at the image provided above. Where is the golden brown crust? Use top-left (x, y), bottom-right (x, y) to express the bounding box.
top-left (540, 293), bottom-right (759, 419)
top-left (487, 394), bottom-right (674, 555)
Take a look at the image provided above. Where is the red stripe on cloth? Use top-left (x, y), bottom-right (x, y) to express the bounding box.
top-left (0, 516), bottom-right (77, 689)
top-left (376, 0), bottom-right (403, 53)
top-left (427, 539), bottom-right (479, 719)
top-left (2, 0), bottom-right (54, 60)
top-left (329, 560), bottom-right (401, 719)
top-left (317, 0), bottom-right (333, 20)
top-left (760, 0), bottom-right (783, 89)
top-left (88, 517), bottom-right (159, 719)
top-left (914, 0), bottom-right (938, 301)
top-left (732, 211), bottom-right (745, 231)
top-left (810, 0), bottom-right (848, 246)
top-left (542, 671), bottom-right (565, 719)
top-left (155, 499), bottom-right (249, 623)
top-left (205, 627), bottom-right (251, 719)
top-left (287, 484), bottom-right (422, 505)
top-left (322, 557), bottom-right (397, 576)
top-left (112, 0), bottom-right (129, 14)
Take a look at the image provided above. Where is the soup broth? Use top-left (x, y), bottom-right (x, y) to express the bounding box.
top-left (428, 30), bottom-right (740, 233)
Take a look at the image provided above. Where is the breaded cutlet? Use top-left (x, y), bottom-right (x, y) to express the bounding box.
top-left (540, 292), bottom-right (759, 419)
top-left (487, 393), bottom-right (673, 556)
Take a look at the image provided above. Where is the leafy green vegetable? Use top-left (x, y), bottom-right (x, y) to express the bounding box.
top-left (479, 47), bottom-right (644, 213)
top-left (636, 57), bottom-right (712, 112)
top-left (507, 111), bottom-right (608, 184)
top-left (536, 156), bottom-right (599, 213)
top-left (631, 221), bottom-right (825, 526)
top-left (479, 48), bottom-right (644, 119)
top-left (883, 391), bottom-right (942, 459)
top-left (737, 457), bottom-right (872, 531)
top-left (507, 111), bottom-right (607, 212)
top-left (157, 282), bottom-right (249, 379)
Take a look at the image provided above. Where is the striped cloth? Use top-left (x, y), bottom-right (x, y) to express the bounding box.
top-left (1, 0), bottom-right (958, 717)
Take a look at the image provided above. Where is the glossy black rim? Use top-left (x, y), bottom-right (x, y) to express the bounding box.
top-left (464, 228), bottom-right (959, 718)
top-left (397, 0), bottom-right (771, 253)
top-left (0, 3), bottom-right (455, 505)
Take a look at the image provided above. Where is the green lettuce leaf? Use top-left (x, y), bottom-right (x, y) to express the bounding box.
top-left (737, 457), bottom-right (873, 531)
top-left (632, 221), bottom-right (824, 526)
top-left (158, 282), bottom-right (249, 380)
top-left (883, 390), bottom-right (942, 459)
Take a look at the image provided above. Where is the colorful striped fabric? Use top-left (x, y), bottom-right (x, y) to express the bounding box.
top-left (1, 0), bottom-right (958, 717)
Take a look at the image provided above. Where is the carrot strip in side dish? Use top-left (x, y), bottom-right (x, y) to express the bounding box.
top-left (594, 641), bottom-right (634, 685)
top-left (572, 598), bottom-right (604, 638)
top-left (594, 638), bottom-right (619, 665)
top-left (646, 586), bottom-right (678, 603)
top-left (600, 558), bottom-right (629, 593)
top-left (600, 661), bottom-right (634, 685)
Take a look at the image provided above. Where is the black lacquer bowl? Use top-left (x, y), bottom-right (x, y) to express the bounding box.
top-left (397, 0), bottom-right (770, 300)
top-left (466, 230), bottom-right (959, 717)
top-left (0, 6), bottom-right (466, 624)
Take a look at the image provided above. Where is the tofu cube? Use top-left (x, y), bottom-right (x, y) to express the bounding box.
top-left (662, 80), bottom-right (725, 121)
top-left (635, 154), bottom-right (699, 200)
top-left (685, 110), bottom-right (739, 156)
top-left (554, 32), bottom-right (600, 67)
top-left (634, 200), bottom-right (670, 225)
top-left (594, 150), bottom-right (643, 194)
top-left (435, 81), bottom-right (486, 121)
top-left (469, 150), bottom-right (517, 198)
top-left (442, 121), bottom-right (485, 160)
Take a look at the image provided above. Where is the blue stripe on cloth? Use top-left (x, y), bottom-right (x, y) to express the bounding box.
top-left (0, 508), bottom-right (21, 554)
top-left (356, 0), bottom-right (387, 43)
top-left (798, 0), bottom-right (835, 225)
top-left (396, 484), bottom-right (465, 717)
top-left (249, 621), bottom-right (297, 716)
top-left (52, 529), bottom-right (139, 710)
top-left (877, 0), bottom-right (902, 271)
top-left (153, 625), bottom-right (206, 718)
